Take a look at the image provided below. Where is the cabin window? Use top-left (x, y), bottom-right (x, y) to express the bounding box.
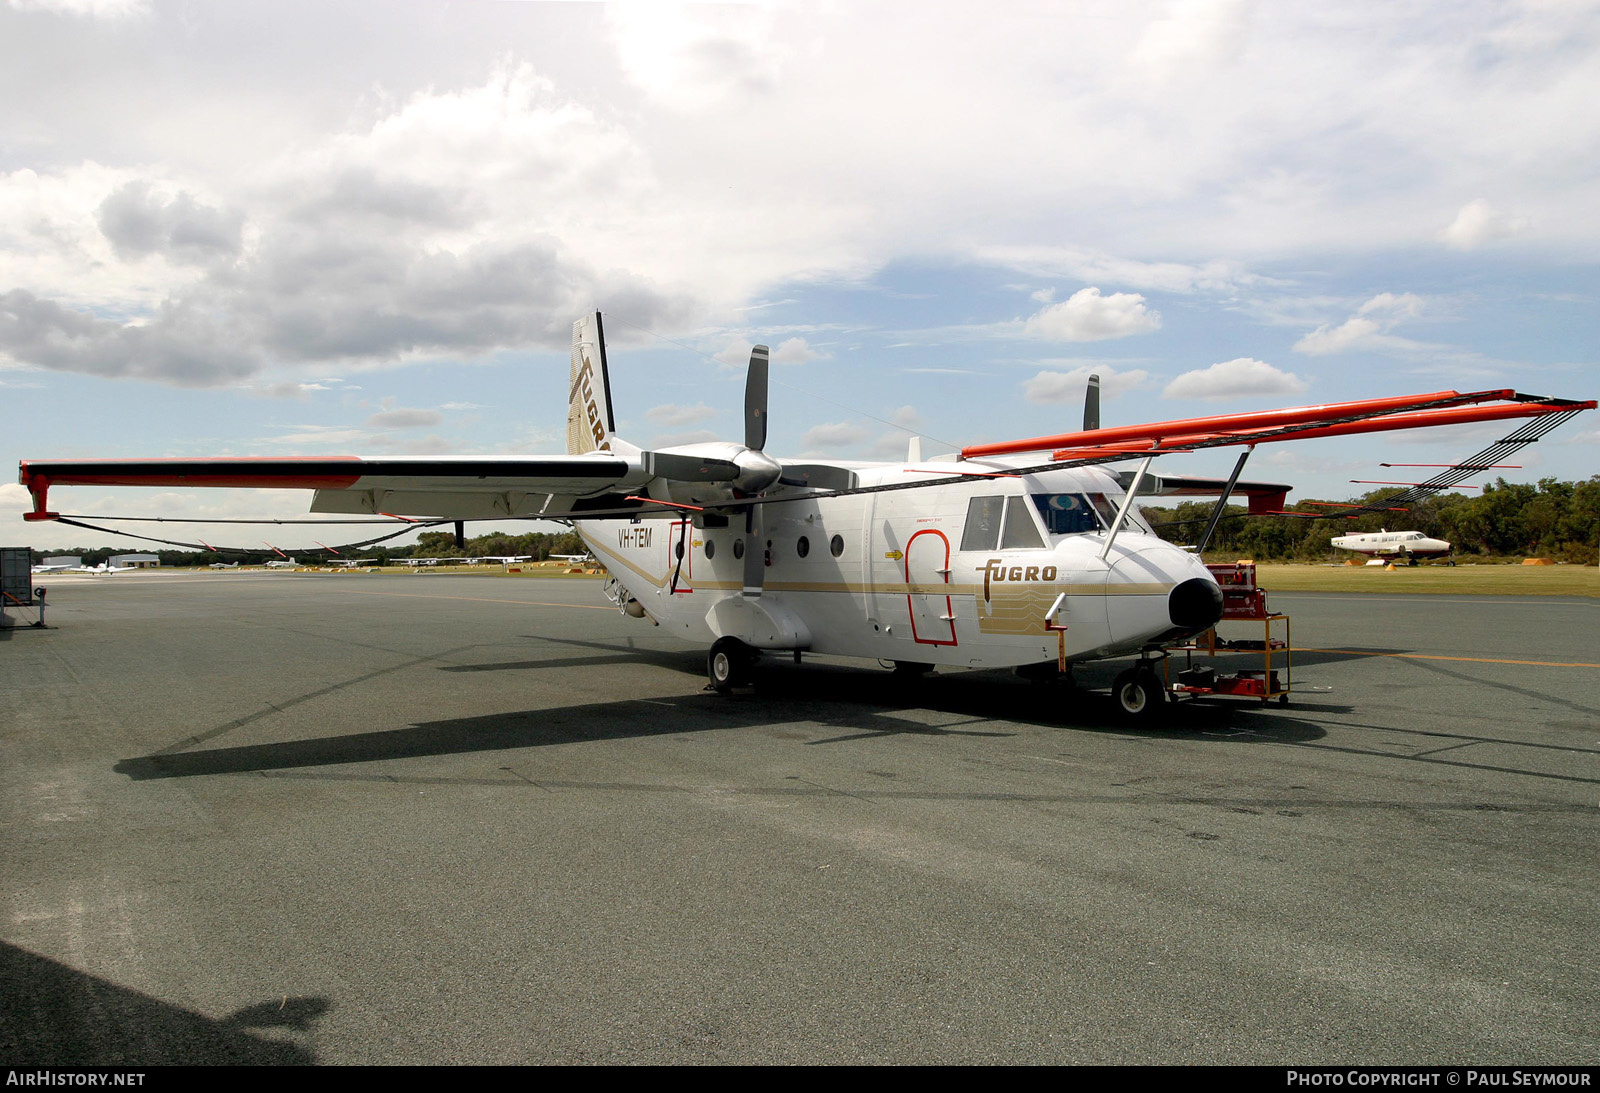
top-left (830, 534), bottom-right (845, 558)
top-left (733, 539), bottom-right (745, 560)
top-left (796, 535), bottom-right (810, 558)
top-left (962, 494), bottom-right (1046, 551)
top-left (960, 495), bottom-right (1004, 551)
top-left (705, 539), bottom-right (716, 560)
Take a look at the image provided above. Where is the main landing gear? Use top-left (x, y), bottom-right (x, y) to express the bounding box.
top-left (1112, 663), bottom-right (1166, 723)
top-left (708, 637), bottom-right (758, 693)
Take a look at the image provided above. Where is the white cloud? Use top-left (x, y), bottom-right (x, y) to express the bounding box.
top-left (1162, 357), bottom-right (1307, 401)
top-left (868, 430), bottom-right (921, 460)
top-left (365, 407), bottom-right (443, 429)
top-left (8, 0), bottom-right (150, 18)
top-left (96, 180), bottom-right (243, 264)
top-left (771, 337), bottom-right (824, 365)
top-left (606, 2), bottom-right (788, 111)
top-left (362, 433), bottom-right (456, 455)
top-left (0, 63), bottom-right (695, 386)
top-left (1022, 288), bottom-right (1162, 342)
top-left (1129, 0), bottom-right (1256, 83)
top-left (1023, 365), bottom-right (1152, 405)
top-left (1440, 199), bottom-right (1532, 250)
top-left (713, 337), bottom-right (754, 369)
top-left (1292, 293), bottom-right (1426, 356)
top-left (980, 246), bottom-right (1256, 295)
top-left (801, 421), bottom-right (869, 450)
top-left (887, 405), bottom-right (922, 429)
top-left (649, 428), bottom-right (720, 449)
top-left (645, 402), bottom-right (718, 427)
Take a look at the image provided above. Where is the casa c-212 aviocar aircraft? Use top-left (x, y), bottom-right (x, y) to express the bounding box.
top-left (17, 313), bottom-right (1595, 719)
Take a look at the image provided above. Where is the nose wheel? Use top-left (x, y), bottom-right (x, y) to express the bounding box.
top-left (1112, 666), bottom-right (1166, 722)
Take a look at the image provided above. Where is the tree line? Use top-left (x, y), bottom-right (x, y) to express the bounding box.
top-left (1144, 476), bottom-right (1600, 564)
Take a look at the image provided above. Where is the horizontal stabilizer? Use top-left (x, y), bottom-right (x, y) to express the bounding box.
top-left (1117, 471), bottom-right (1292, 515)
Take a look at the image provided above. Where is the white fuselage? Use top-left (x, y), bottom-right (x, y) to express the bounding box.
top-left (577, 461), bottom-right (1219, 670)
top-left (1330, 530), bottom-right (1451, 558)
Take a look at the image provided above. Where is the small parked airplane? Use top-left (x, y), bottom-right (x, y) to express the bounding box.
top-left (1331, 529), bottom-right (1453, 564)
top-left (16, 313), bottom-right (1594, 718)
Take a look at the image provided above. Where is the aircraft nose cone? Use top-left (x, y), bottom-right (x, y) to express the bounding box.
top-left (1169, 577), bottom-right (1223, 631)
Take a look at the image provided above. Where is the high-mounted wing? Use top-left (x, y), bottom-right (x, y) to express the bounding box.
top-left (17, 452), bottom-right (744, 523)
top-left (733, 387), bottom-right (1594, 514)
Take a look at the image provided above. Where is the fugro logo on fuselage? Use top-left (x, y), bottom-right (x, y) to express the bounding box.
top-left (978, 558), bottom-right (1058, 602)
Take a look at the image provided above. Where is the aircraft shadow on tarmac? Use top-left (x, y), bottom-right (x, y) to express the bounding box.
top-left (115, 641), bottom-right (1328, 781)
top-left (0, 939), bottom-right (326, 1064)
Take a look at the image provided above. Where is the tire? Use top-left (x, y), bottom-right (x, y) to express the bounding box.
top-left (708, 637), bottom-right (750, 693)
top-left (1112, 668), bottom-right (1164, 722)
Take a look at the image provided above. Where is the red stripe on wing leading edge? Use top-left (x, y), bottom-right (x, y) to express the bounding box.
top-left (18, 458), bottom-right (365, 520)
top-left (20, 457), bottom-right (364, 490)
top-left (36, 473), bottom-right (366, 488)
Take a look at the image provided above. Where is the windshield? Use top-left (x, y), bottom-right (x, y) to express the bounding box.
top-left (1031, 493), bottom-right (1146, 537)
top-left (1032, 493), bottom-right (1102, 535)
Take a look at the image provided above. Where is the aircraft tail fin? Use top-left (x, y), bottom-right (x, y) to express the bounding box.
top-left (567, 312), bottom-right (617, 455)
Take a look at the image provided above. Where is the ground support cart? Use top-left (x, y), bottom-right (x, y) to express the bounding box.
top-left (1164, 562), bottom-right (1291, 707)
top-left (0, 547), bottom-right (47, 629)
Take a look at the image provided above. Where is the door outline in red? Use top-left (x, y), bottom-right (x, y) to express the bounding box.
top-left (904, 528), bottom-right (957, 646)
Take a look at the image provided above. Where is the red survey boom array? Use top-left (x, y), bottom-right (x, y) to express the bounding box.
top-left (959, 389), bottom-right (1595, 461)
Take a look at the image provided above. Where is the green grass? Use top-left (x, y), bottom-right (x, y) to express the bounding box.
top-left (1247, 562), bottom-right (1598, 597)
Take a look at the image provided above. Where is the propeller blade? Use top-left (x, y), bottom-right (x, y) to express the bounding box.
top-left (745, 345), bottom-right (769, 452)
top-left (640, 452), bottom-right (741, 482)
top-left (777, 463), bottom-right (859, 491)
top-left (1084, 374), bottom-right (1101, 431)
top-left (742, 505), bottom-right (764, 598)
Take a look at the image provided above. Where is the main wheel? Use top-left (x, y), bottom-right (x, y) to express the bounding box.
top-left (708, 637), bottom-right (751, 693)
top-left (1112, 668), bottom-right (1164, 722)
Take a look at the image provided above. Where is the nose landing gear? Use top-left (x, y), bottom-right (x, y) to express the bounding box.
top-left (1112, 663), bottom-right (1167, 722)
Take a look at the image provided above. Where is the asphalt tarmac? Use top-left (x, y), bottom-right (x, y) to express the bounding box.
top-left (2, 572), bottom-right (1596, 1065)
